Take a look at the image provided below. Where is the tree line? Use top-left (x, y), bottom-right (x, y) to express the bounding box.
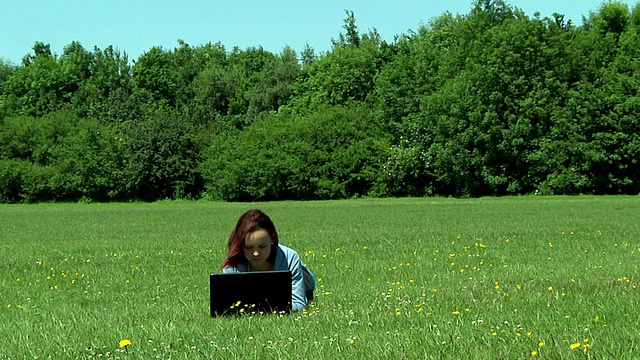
top-left (1, 0), bottom-right (639, 203)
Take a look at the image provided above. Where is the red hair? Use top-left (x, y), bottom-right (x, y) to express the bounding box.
top-left (220, 209), bottom-right (279, 269)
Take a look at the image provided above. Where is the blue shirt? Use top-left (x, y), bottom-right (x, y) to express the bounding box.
top-left (222, 244), bottom-right (313, 312)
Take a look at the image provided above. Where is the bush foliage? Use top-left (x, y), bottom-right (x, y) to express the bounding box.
top-left (1, 1), bottom-right (639, 202)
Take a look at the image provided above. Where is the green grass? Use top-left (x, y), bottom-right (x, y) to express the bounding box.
top-left (1, 196), bottom-right (639, 359)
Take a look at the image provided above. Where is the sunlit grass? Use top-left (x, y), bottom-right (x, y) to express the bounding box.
top-left (1, 196), bottom-right (639, 359)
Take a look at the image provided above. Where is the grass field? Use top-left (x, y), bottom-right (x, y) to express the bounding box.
top-left (1, 196), bottom-right (639, 359)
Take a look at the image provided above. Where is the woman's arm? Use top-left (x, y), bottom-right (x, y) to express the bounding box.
top-left (221, 266), bottom-right (239, 273)
top-left (286, 250), bottom-right (307, 312)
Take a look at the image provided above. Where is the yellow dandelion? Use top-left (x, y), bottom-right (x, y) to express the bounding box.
top-left (583, 344), bottom-right (590, 353)
top-left (531, 350), bottom-right (538, 357)
top-left (539, 342), bottom-right (545, 347)
top-left (548, 286), bottom-right (553, 291)
top-left (119, 339), bottom-right (132, 348)
top-left (396, 310), bottom-right (402, 316)
top-left (453, 310), bottom-right (461, 315)
top-left (594, 315), bottom-right (600, 321)
top-left (349, 339), bottom-right (355, 345)
top-left (570, 342), bottom-right (581, 350)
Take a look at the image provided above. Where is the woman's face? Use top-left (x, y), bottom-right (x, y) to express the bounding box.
top-left (243, 229), bottom-right (272, 268)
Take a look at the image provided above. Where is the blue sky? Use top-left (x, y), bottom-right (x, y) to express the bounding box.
top-left (1, 0), bottom-right (637, 64)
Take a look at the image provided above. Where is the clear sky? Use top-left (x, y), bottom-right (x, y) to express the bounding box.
top-left (1, 0), bottom-right (637, 65)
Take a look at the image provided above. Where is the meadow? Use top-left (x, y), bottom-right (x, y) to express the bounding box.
top-left (1, 196), bottom-right (639, 359)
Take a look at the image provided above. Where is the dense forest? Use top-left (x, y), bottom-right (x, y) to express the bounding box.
top-left (1, 0), bottom-right (639, 203)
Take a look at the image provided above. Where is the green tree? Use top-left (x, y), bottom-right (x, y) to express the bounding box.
top-left (300, 44), bottom-right (316, 67)
top-left (245, 46), bottom-right (300, 117)
top-left (289, 35), bottom-right (381, 111)
top-left (201, 104), bottom-right (387, 201)
top-left (332, 10), bottom-right (361, 47)
top-left (288, 10), bottom-right (385, 113)
top-left (123, 109), bottom-right (202, 201)
top-left (132, 46), bottom-right (176, 106)
top-left (21, 41), bottom-right (52, 66)
top-left (0, 59), bottom-right (17, 118)
top-left (182, 42), bottom-right (229, 125)
top-left (631, 2), bottom-right (640, 29)
top-left (0, 42), bottom-right (82, 117)
top-left (587, 1), bottom-right (630, 35)
top-left (0, 111), bottom-right (127, 202)
top-left (225, 46), bottom-right (277, 118)
top-left (72, 45), bottom-right (133, 123)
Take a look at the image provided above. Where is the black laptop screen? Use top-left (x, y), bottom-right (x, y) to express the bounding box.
top-left (210, 270), bottom-right (292, 316)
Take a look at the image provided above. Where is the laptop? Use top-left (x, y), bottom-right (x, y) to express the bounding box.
top-left (210, 270), bottom-right (292, 316)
